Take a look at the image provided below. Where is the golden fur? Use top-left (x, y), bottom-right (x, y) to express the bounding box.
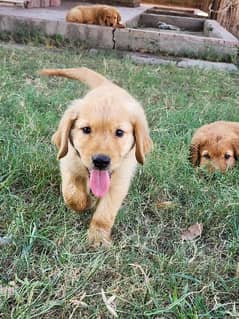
top-left (39, 67), bottom-right (152, 247)
top-left (190, 121), bottom-right (239, 172)
top-left (66, 5), bottom-right (125, 28)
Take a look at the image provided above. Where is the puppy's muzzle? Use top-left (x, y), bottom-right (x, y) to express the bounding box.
top-left (92, 154), bottom-right (111, 170)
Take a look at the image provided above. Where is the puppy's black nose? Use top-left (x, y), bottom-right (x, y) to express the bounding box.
top-left (92, 154), bottom-right (111, 170)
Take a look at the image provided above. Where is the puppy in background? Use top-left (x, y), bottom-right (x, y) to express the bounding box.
top-left (66, 5), bottom-right (125, 28)
top-left (190, 121), bottom-right (239, 172)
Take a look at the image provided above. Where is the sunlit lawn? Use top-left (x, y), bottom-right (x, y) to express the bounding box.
top-left (0, 44), bottom-right (239, 318)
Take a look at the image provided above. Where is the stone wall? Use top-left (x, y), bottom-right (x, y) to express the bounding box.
top-left (210, 0), bottom-right (239, 38)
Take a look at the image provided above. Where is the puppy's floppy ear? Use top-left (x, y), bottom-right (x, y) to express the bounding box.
top-left (117, 12), bottom-right (122, 23)
top-left (189, 143), bottom-right (201, 166)
top-left (189, 133), bottom-right (204, 166)
top-left (232, 137), bottom-right (239, 159)
top-left (98, 7), bottom-right (107, 24)
top-left (52, 110), bottom-right (78, 160)
top-left (133, 110), bottom-right (152, 164)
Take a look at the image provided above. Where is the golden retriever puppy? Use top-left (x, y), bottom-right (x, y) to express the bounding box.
top-left (190, 121), bottom-right (239, 172)
top-left (39, 67), bottom-right (152, 247)
top-left (66, 5), bottom-right (125, 28)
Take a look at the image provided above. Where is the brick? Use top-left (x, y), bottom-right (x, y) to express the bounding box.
top-left (27, 0), bottom-right (41, 8)
top-left (50, 0), bottom-right (61, 7)
top-left (40, 0), bottom-right (50, 7)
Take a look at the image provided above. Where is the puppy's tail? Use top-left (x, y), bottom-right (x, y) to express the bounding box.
top-left (39, 67), bottom-right (109, 89)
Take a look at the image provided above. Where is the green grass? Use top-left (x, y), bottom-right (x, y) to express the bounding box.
top-left (0, 43), bottom-right (239, 319)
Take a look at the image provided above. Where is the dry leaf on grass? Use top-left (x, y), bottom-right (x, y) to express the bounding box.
top-left (69, 293), bottom-right (88, 319)
top-left (25, 77), bottom-right (44, 89)
top-left (181, 223), bottom-right (203, 241)
top-left (0, 236), bottom-right (12, 247)
top-left (236, 263), bottom-right (239, 279)
top-left (0, 281), bottom-right (17, 297)
top-left (156, 201), bottom-right (177, 209)
top-left (138, 48), bottom-right (150, 54)
top-left (101, 289), bottom-right (118, 318)
top-left (70, 292), bottom-right (88, 308)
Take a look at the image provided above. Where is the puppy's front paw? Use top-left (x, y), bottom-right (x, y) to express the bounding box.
top-left (63, 189), bottom-right (91, 212)
top-left (116, 23), bottom-right (126, 28)
top-left (88, 225), bottom-right (111, 248)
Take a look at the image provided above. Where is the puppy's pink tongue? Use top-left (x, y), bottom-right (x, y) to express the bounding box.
top-left (90, 169), bottom-right (110, 198)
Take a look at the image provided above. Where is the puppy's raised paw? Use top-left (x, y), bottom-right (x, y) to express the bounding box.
top-left (116, 23), bottom-right (126, 28)
top-left (63, 188), bottom-right (91, 212)
top-left (88, 225), bottom-right (111, 248)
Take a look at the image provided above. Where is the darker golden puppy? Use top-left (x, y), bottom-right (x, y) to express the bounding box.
top-left (39, 67), bottom-right (152, 247)
top-left (66, 5), bottom-right (125, 28)
top-left (190, 121), bottom-right (239, 172)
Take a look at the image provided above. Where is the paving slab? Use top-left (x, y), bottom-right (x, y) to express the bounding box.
top-left (127, 51), bottom-right (238, 72)
top-left (177, 58), bottom-right (238, 72)
top-left (127, 52), bottom-right (177, 65)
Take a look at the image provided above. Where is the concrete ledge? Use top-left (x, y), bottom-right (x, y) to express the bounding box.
top-left (0, 41), bottom-right (238, 73)
top-left (204, 20), bottom-right (239, 42)
top-left (114, 27), bottom-right (238, 59)
top-left (0, 15), bottom-right (114, 48)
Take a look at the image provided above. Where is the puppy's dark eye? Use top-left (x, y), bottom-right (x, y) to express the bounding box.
top-left (115, 129), bottom-right (124, 137)
top-left (203, 153), bottom-right (211, 159)
top-left (224, 153), bottom-right (231, 160)
top-left (82, 127), bottom-right (91, 134)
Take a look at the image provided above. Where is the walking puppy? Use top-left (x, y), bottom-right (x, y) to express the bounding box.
top-left (40, 67), bottom-right (152, 247)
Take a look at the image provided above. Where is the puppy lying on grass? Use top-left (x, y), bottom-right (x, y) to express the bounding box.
top-left (66, 5), bottom-right (125, 28)
top-left (39, 67), bottom-right (152, 247)
top-left (190, 121), bottom-right (239, 172)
